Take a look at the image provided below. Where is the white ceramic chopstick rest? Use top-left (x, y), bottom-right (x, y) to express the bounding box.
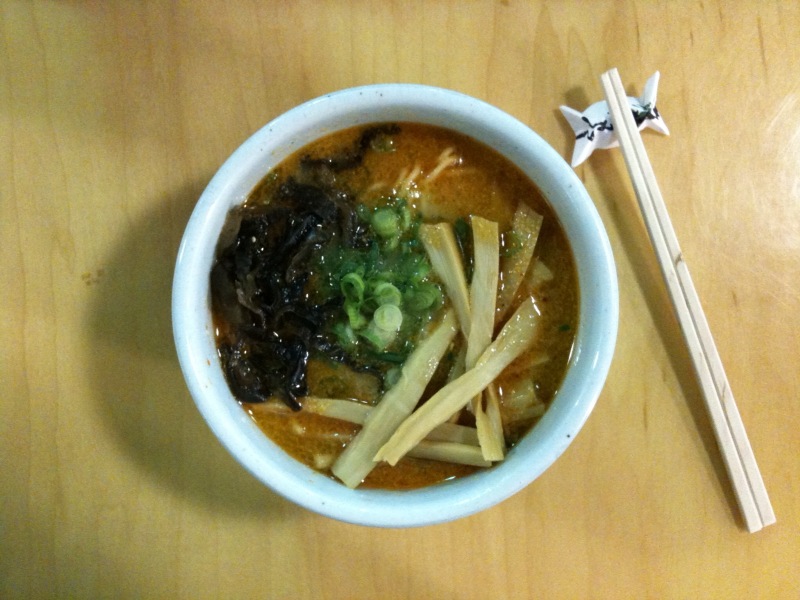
top-left (560, 71), bottom-right (670, 167)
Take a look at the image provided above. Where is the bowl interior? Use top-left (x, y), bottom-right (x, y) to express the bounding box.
top-left (172, 84), bottom-right (618, 527)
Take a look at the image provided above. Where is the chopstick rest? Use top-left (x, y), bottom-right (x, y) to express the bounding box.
top-left (584, 68), bottom-right (775, 533)
top-left (560, 72), bottom-right (669, 167)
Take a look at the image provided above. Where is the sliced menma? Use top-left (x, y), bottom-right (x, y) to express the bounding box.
top-left (375, 296), bottom-right (541, 466)
top-left (419, 223), bottom-right (471, 337)
top-left (331, 309), bottom-right (459, 488)
top-left (301, 396), bottom-right (480, 446)
top-left (496, 202), bottom-right (543, 324)
top-left (466, 215), bottom-right (506, 461)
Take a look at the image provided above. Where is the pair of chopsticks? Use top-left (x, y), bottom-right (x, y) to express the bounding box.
top-left (600, 68), bottom-right (775, 533)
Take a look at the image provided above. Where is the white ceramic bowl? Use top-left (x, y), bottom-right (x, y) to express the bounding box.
top-left (172, 84), bottom-right (618, 527)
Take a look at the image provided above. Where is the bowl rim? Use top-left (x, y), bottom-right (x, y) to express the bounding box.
top-left (172, 83), bottom-right (618, 527)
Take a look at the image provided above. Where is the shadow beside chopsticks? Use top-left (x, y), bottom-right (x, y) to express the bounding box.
top-left (586, 148), bottom-right (743, 528)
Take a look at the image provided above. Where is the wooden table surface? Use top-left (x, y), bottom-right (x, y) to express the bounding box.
top-left (3, 2), bottom-right (799, 598)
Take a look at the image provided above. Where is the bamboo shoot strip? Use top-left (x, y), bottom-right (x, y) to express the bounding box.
top-left (423, 421), bottom-right (480, 446)
top-left (264, 396), bottom-right (484, 467)
top-left (466, 216), bottom-right (506, 460)
top-left (480, 383), bottom-right (506, 458)
top-left (445, 343), bottom-right (467, 424)
top-left (600, 68), bottom-right (775, 532)
top-left (410, 441), bottom-right (490, 468)
top-left (301, 397), bottom-right (481, 446)
top-left (466, 216), bottom-right (499, 368)
top-left (303, 397), bottom-right (372, 423)
top-left (496, 202), bottom-right (543, 323)
top-left (419, 223), bottom-right (472, 336)
top-left (331, 310), bottom-right (459, 488)
top-left (292, 398), bottom-right (487, 467)
top-left (376, 297), bottom-right (540, 466)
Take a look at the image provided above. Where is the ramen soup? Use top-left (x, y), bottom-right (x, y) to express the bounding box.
top-left (210, 123), bottom-right (578, 490)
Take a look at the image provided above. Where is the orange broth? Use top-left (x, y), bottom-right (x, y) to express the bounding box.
top-left (216, 123), bottom-right (578, 490)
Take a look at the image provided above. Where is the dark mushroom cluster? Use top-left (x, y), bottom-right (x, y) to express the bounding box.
top-left (210, 126), bottom-right (401, 410)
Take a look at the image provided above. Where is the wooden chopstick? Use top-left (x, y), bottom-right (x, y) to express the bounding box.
top-left (600, 68), bottom-right (775, 533)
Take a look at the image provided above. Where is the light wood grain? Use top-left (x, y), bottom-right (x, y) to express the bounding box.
top-left (2, 1), bottom-right (799, 598)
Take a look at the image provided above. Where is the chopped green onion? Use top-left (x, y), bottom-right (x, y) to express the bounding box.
top-left (405, 283), bottom-right (441, 312)
top-left (372, 208), bottom-right (400, 239)
top-left (406, 256), bottom-right (431, 283)
top-left (373, 304), bottom-right (403, 331)
top-left (359, 305), bottom-right (403, 351)
top-left (341, 272), bottom-right (365, 304)
top-left (316, 198), bottom-right (441, 370)
top-left (398, 204), bottom-right (412, 231)
top-left (359, 324), bottom-right (396, 350)
top-left (345, 303), bottom-right (367, 330)
top-left (333, 322), bottom-right (358, 348)
top-left (356, 203), bottom-right (372, 223)
top-left (372, 282), bottom-right (402, 306)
